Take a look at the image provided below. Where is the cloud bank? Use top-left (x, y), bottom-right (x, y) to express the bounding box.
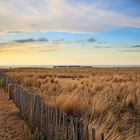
top-left (0, 0), bottom-right (140, 34)
top-left (87, 37), bottom-right (97, 42)
top-left (14, 38), bottom-right (49, 43)
top-left (131, 45), bottom-right (140, 48)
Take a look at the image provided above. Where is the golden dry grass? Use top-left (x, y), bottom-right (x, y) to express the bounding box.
top-left (5, 67), bottom-right (140, 140)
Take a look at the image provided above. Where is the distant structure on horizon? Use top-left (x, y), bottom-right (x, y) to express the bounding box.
top-left (53, 65), bottom-right (93, 68)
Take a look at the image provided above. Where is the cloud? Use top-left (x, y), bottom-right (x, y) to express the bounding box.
top-left (76, 37), bottom-right (97, 43)
top-left (0, 37), bottom-right (97, 48)
top-left (131, 45), bottom-right (140, 48)
top-left (8, 31), bottom-right (30, 34)
top-left (87, 37), bottom-right (96, 42)
top-left (95, 46), bottom-right (111, 48)
top-left (120, 49), bottom-right (140, 52)
top-left (14, 38), bottom-right (49, 43)
top-left (0, 0), bottom-right (140, 34)
top-left (0, 42), bottom-right (9, 46)
top-left (50, 38), bottom-right (75, 44)
top-left (14, 38), bottom-right (36, 43)
top-left (98, 41), bottom-right (108, 44)
top-left (0, 43), bottom-right (58, 53)
top-left (38, 38), bottom-right (49, 42)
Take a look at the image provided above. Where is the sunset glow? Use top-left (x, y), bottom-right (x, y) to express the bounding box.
top-left (0, 0), bottom-right (140, 66)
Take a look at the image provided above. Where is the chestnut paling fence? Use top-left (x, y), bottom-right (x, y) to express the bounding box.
top-left (0, 70), bottom-right (104, 140)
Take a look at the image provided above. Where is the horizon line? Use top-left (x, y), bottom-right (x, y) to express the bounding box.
top-left (1, 64), bottom-right (140, 68)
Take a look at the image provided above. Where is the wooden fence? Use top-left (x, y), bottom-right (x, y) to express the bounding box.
top-left (0, 70), bottom-right (104, 140)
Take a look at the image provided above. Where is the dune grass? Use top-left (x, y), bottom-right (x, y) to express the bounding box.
top-left (6, 67), bottom-right (140, 140)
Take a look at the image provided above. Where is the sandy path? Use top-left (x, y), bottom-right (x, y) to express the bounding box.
top-left (0, 89), bottom-right (31, 140)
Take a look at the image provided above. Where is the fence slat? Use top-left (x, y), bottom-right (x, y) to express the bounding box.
top-left (100, 133), bottom-right (104, 140)
top-left (48, 105), bottom-right (50, 140)
top-left (66, 114), bottom-right (69, 140)
top-left (79, 120), bottom-right (84, 140)
top-left (86, 126), bottom-right (89, 140)
top-left (74, 118), bottom-right (78, 140)
top-left (62, 112), bottom-right (65, 140)
top-left (92, 128), bottom-right (96, 140)
top-left (52, 107), bottom-right (55, 140)
top-left (55, 108), bottom-right (58, 140)
top-left (70, 116), bottom-right (74, 140)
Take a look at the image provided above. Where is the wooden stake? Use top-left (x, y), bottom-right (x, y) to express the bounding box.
top-left (92, 128), bottom-right (95, 140)
top-left (100, 133), bottom-right (104, 140)
top-left (8, 84), bottom-right (13, 100)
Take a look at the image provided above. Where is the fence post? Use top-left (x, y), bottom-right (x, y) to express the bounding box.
top-left (86, 126), bottom-right (89, 140)
top-left (92, 128), bottom-right (95, 140)
top-left (100, 133), bottom-right (104, 140)
top-left (0, 68), bottom-right (3, 73)
top-left (8, 84), bottom-right (13, 100)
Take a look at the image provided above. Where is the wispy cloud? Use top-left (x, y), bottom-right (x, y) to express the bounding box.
top-left (1, 37), bottom-right (97, 46)
top-left (120, 49), bottom-right (140, 52)
top-left (14, 38), bottom-right (49, 43)
top-left (130, 45), bottom-right (140, 48)
top-left (0, 0), bottom-right (140, 34)
top-left (98, 41), bottom-right (108, 44)
top-left (8, 31), bottom-right (30, 34)
top-left (76, 37), bottom-right (97, 43)
top-left (0, 43), bottom-right (58, 53)
top-left (49, 37), bottom-right (97, 44)
top-left (95, 46), bottom-right (111, 48)
top-left (38, 38), bottom-right (49, 42)
top-left (0, 42), bottom-right (10, 46)
top-left (87, 37), bottom-right (96, 42)
top-left (14, 39), bottom-right (36, 43)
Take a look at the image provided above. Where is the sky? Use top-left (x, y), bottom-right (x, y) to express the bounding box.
top-left (0, 0), bottom-right (140, 66)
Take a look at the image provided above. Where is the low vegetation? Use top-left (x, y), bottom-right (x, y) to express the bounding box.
top-left (5, 67), bottom-right (140, 140)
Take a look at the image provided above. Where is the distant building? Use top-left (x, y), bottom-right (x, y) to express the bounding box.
top-left (53, 65), bottom-right (92, 68)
